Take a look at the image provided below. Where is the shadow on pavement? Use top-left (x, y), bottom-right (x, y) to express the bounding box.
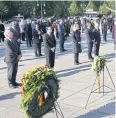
top-left (76, 102), bottom-right (115, 118)
top-left (0, 64), bottom-right (24, 70)
top-left (105, 53), bottom-right (115, 60)
top-left (56, 64), bottom-right (91, 78)
top-left (0, 92), bottom-right (21, 101)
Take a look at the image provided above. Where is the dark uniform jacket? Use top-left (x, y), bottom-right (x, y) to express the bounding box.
top-left (25, 23), bottom-right (32, 39)
top-left (43, 33), bottom-right (56, 54)
top-left (85, 28), bottom-right (94, 43)
top-left (93, 29), bottom-right (101, 43)
top-left (4, 39), bottom-right (21, 63)
top-left (72, 30), bottom-right (82, 53)
top-left (32, 29), bottom-right (43, 44)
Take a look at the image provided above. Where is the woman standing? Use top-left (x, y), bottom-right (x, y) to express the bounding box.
top-left (72, 24), bottom-right (82, 65)
top-left (33, 24), bottom-right (43, 57)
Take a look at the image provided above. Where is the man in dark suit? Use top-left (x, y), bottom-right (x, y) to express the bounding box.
top-left (25, 20), bottom-right (32, 47)
top-left (85, 22), bottom-right (94, 60)
top-left (43, 27), bottom-right (56, 69)
top-left (102, 19), bottom-right (107, 41)
top-left (4, 28), bottom-right (22, 88)
top-left (72, 24), bottom-right (82, 65)
top-left (58, 19), bottom-right (67, 52)
top-left (93, 23), bottom-right (101, 56)
top-left (32, 24), bottom-right (43, 57)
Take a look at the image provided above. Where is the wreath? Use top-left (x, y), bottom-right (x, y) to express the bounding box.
top-left (20, 65), bottom-right (59, 118)
top-left (92, 55), bottom-right (106, 93)
top-left (92, 55), bottom-right (106, 74)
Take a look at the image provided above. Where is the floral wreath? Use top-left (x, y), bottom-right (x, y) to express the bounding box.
top-left (92, 55), bottom-right (106, 93)
top-left (20, 65), bottom-right (59, 118)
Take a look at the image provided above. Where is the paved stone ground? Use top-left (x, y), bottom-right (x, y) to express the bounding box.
top-left (0, 32), bottom-right (115, 118)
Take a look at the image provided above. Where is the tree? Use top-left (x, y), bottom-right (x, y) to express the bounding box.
top-left (54, 1), bottom-right (69, 18)
top-left (106, 0), bottom-right (115, 15)
top-left (86, 0), bottom-right (97, 11)
top-left (68, 1), bottom-right (78, 16)
top-left (99, 2), bottom-right (110, 15)
top-left (0, 1), bottom-right (8, 21)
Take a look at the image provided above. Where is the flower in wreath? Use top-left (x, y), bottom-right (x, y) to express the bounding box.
top-left (20, 65), bottom-right (59, 118)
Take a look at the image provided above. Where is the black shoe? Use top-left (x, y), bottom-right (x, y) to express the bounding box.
top-left (38, 54), bottom-right (44, 57)
top-left (60, 49), bottom-right (67, 52)
top-left (63, 49), bottom-right (67, 52)
top-left (14, 82), bottom-right (21, 87)
top-left (88, 57), bottom-right (94, 61)
top-left (74, 62), bottom-right (80, 65)
top-left (9, 84), bottom-right (18, 89)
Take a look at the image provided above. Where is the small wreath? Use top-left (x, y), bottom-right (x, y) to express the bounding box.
top-left (92, 55), bottom-right (106, 74)
top-left (20, 65), bottom-right (59, 118)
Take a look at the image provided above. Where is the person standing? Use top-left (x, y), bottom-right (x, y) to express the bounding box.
top-left (0, 21), bottom-right (5, 42)
top-left (25, 20), bottom-right (32, 47)
top-left (43, 27), bottom-right (56, 69)
top-left (58, 19), bottom-right (67, 52)
top-left (19, 19), bottom-right (26, 41)
top-left (52, 22), bottom-right (59, 39)
top-left (102, 19), bottom-right (108, 42)
top-left (93, 23), bottom-right (101, 56)
top-left (4, 28), bottom-right (22, 88)
top-left (33, 24), bottom-right (43, 57)
top-left (85, 22), bottom-right (94, 60)
top-left (72, 24), bottom-right (82, 65)
top-left (11, 22), bottom-right (21, 43)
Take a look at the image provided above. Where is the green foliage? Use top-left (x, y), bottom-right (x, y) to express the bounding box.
top-left (106, 0), bottom-right (115, 9)
top-left (68, 1), bottom-right (78, 16)
top-left (54, 1), bottom-right (69, 18)
top-left (106, 0), bottom-right (115, 15)
top-left (0, 1), bottom-right (8, 20)
top-left (0, 1), bottom-right (112, 20)
top-left (86, 0), bottom-right (97, 11)
top-left (99, 2), bottom-right (110, 14)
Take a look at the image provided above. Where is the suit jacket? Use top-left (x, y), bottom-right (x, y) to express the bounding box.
top-left (93, 29), bottom-right (101, 43)
top-left (85, 28), bottom-right (94, 43)
top-left (25, 23), bottom-right (32, 38)
top-left (43, 33), bottom-right (56, 54)
top-left (102, 22), bottom-right (107, 33)
top-left (4, 39), bottom-right (21, 63)
top-left (72, 30), bottom-right (82, 53)
top-left (58, 24), bottom-right (65, 35)
top-left (32, 29), bottom-right (43, 43)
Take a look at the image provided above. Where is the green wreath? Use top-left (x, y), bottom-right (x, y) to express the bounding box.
top-left (20, 65), bottom-right (59, 118)
top-left (92, 55), bottom-right (106, 74)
